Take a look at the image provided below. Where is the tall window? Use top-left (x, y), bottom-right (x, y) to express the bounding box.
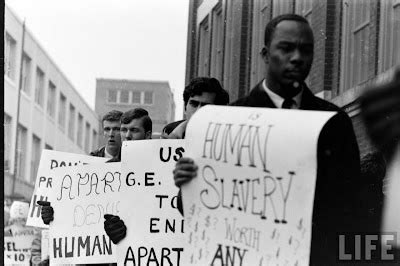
top-left (77, 114), bottom-right (83, 147)
top-left (47, 81), bottom-right (56, 118)
top-left (120, 90), bottom-right (130, 104)
top-left (68, 104), bottom-right (76, 140)
top-left (35, 67), bottom-right (45, 107)
top-left (16, 125), bottom-right (28, 179)
top-left (31, 135), bottom-right (41, 182)
top-left (108, 89), bottom-right (118, 103)
top-left (251, 0), bottom-right (270, 87)
top-left (84, 122), bottom-right (91, 154)
top-left (295, 0), bottom-right (313, 23)
top-left (340, 0), bottom-right (371, 92)
top-left (198, 17), bottom-right (211, 76)
top-left (273, 0), bottom-right (293, 17)
top-left (4, 114), bottom-right (12, 171)
top-left (144, 91), bottom-right (153, 104)
top-left (379, 0), bottom-right (400, 72)
top-left (132, 91), bottom-right (141, 103)
top-left (5, 32), bottom-right (17, 80)
top-left (58, 93), bottom-right (67, 130)
top-left (92, 129), bottom-right (98, 151)
top-left (210, 5), bottom-right (224, 82)
top-left (21, 53), bottom-right (32, 95)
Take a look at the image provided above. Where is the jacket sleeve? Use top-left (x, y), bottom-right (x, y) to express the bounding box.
top-left (310, 111), bottom-right (361, 264)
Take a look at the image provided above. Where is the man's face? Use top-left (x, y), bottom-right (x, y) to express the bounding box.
top-left (103, 120), bottom-right (122, 149)
top-left (262, 20), bottom-right (314, 88)
top-left (185, 92), bottom-right (217, 120)
top-left (120, 118), bottom-right (151, 141)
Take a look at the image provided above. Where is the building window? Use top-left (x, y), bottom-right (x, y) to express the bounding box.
top-left (4, 114), bottom-right (12, 171)
top-left (35, 67), bottom-right (45, 107)
top-left (92, 129), bottom-right (98, 151)
top-left (31, 135), bottom-right (41, 183)
top-left (120, 90), bottom-right (130, 104)
top-left (295, 0), bottom-right (312, 23)
top-left (144, 91), bottom-right (153, 104)
top-left (108, 89), bottom-right (118, 103)
top-left (273, 0), bottom-right (293, 17)
top-left (21, 53), bottom-right (32, 95)
top-left (198, 17), bottom-right (211, 76)
top-left (132, 91), bottom-right (141, 104)
top-left (210, 5), bottom-right (224, 83)
top-left (250, 0), bottom-right (270, 87)
top-left (340, 0), bottom-right (371, 92)
top-left (58, 93), bottom-right (66, 130)
top-left (77, 113), bottom-right (83, 147)
top-left (68, 104), bottom-right (75, 140)
top-left (47, 81), bottom-right (56, 118)
top-left (5, 32), bottom-right (17, 80)
top-left (16, 125), bottom-right (28, 179)
top-left (379, 0), bottom-right (400, 73)
top-left (84, 122), bottom-right (91, 154)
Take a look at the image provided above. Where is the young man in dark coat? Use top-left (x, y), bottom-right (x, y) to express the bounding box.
top-left (174, 14), bottom-right (361, 265)
top-left (90, 110), bottom-right (123, 160)
top-left (161, 77), bottom-right (229, 139)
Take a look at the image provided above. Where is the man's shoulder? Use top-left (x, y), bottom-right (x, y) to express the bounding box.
top-left (162, 120), bottom-right (186, 135)
top-left (90, 146), bottom-right (105, 157)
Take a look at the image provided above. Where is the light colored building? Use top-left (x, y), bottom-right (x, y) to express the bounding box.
top-left (95, 78), bottom-right (175, 140)
top-left (4, 5), bottom-right (100, 200)
top-left (185, 0), bottom-right (400, 156)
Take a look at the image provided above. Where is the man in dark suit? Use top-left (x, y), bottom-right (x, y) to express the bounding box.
top-left (174, 14), bottom-right (361, 265)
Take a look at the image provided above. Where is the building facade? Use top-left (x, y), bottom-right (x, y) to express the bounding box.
top-left (185, 0), bottom-right (400, 156)
top-left (95, 78), bottom-right (175, 139)
top-left (4, 5), bottom-right (101, 200)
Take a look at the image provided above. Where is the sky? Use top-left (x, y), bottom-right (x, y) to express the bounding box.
top-left (6, 0), bottom-right (189, 120)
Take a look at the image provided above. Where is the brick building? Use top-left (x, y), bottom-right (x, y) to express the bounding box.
top-left (185, 0), bottom-right (399, 156)
top-left (94, 78), bottom-right (175, 140)
top-left (4, 5), bottom-right (100, 200)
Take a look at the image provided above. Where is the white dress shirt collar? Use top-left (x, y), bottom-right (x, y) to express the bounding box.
top-left (262, 79), bottom-right (303, 109)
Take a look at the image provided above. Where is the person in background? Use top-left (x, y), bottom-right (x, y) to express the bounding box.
top-left (161, 77), bottom-right (229, 139)
top-left (120, 108), bottom-right (152, 141)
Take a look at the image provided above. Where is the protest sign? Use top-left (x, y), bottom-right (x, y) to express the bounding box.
top-left (10, 201), bottom-right (29, 220)
top-left (181, 105), bottom-right (336, 265)
top-left (4, 236), bottom-right (31, 266)
top-left (48, 162), bottom-right (121, 264)
top-left (41, 229), bottom-right (50, 261)
top-left (27, 150), bottom-right (108, 228)
top-left (118, 139), bottom-right (186, 266)
top-left (382, 145), bottom-right (400, 247)
top-left (10, 224), bottom-right (36, 249)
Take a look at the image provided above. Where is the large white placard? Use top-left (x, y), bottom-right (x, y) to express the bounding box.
top-left (27, 150), bottom-right (108, 228)
top-left (48, 162), bottom-right (121, 264)
top-left (181, 106), bottom-right (336, 265)
top-left (382, 145), bottom-right (400, 247)
top-left (118, 139), bottom-right (186, 266)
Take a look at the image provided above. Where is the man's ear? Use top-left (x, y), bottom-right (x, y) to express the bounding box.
top-left (146, 131), bottom-right (152, 139)
top-left (261, 47), bottom-right (269, 64)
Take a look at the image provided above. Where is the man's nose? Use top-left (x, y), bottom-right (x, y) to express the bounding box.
top-left (290, 49), bottom-right (303, 64)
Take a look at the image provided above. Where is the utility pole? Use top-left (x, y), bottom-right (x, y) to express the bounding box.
top-left (11, 19), bottom-right (26, 199)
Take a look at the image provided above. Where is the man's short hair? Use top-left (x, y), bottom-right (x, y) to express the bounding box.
top-left (183, 77), bottom-right (229, 108)
top-left (102, 110), bottom-right (123, 123)
top-left (121, 108), bottom-right (152, 132)
top-left (264, 14), bottom-right (310, 48)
